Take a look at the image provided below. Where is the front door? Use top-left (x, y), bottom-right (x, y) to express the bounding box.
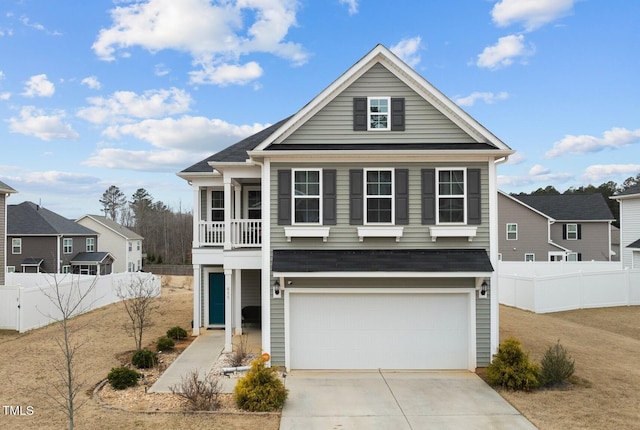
top-left (208, 273), bottom-right (225, 326)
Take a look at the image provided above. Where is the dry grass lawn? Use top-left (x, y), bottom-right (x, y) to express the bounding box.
top-left (0, 275), bottom-right (279, 430)
top-left (498, 304), bottom-right (640, 430)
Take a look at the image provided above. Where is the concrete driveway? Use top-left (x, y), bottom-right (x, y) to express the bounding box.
top-left (280, 371), bottom-right (537, 430)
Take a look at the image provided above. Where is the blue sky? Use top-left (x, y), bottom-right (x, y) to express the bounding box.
top-left (1, 0), bottom-right (639, 218)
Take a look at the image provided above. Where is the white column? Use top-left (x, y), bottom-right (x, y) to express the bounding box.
top-left (234, 270), bottom-right (243, 335)
top-left (192, 264), bottom-right (201, 336)
top-left (488, 158), bottom-right (499, 357)
top-left (261, 158), bottom-right (271, 359)
top-left (224, 269), bottom-right (233, 352)
top-left (224, 180), bottom-right (232, 250)
top-left (192, 186), bottom-right (201, 248)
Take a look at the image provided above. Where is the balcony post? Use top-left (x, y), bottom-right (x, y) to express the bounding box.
top-left (224, 180), bottom-right (232, 250)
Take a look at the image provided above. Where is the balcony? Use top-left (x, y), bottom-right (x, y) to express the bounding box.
top-left (198, 220), bottom-right (261, 248)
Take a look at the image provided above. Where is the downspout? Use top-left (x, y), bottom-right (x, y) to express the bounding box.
top-left (57, 234), bottom-right (62, 274)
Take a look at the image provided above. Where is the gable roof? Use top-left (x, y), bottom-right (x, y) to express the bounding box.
top-left (0, 180), bottom-right (17, 194)
top-left (7, 201), bottom-right (98, 236)
top-left (627, 239), bottom-right (640, 249)
top-left (511, 194), bottom-right (614, 221)
top-left (613, 184), bottom-right (640, 199)
top-left (77, 214), bottom-right (143, 240)
top-left (70, 252), bottom-right (114, 264)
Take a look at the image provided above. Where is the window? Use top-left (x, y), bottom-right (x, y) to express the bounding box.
top-left (128, 241), bottom-right (132, 252)
top-left (525, 253), bottom-right (535, 262)
top-left (7, 266), bottom-right (15, 273)
top-left (211, 190), bottom-right (224, 222)
top-left (247, 189), bottom-right (261, 219)
top-left (62, 266), bottom-right (70, 274)
top-left (368, 97), bottom-right (390, 130)
top-left (63, 238), bottom-right (73, 254)
top-left (567, 252), bottom-right (580, 261)
top-left (507, 223), bottom-right (518, 240)
top-left (137, 241), bottom-right (141, 251)
top-left (437, 169), bottom-right (465, 223)
top-left (86, 238), bottom-right (95, 252)
top-left (365, 169), bottom-right (393, 223)
top-left (12, 238), bottom-right (21, 254)
top-left (293, 169), bottom-right (321, 224)
top-left (566, 223), bottom-right (578, 240)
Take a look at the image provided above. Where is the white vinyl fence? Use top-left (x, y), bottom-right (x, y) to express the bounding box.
top-left (0, 272), bottom-right (160, 333)
top-left (498, 262), bottom-right (640, 313)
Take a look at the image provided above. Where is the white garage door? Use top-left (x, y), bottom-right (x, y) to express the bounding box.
top-left (289, 292), bottom-right (471, 370)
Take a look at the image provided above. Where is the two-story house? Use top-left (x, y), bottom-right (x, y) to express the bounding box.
top-left (498, 192), bottom-right (615, 262)
top-left (7, 201), bottom-right (114, 275)
top-left (178, 45), bottom-right (514, 371)
top-left (612, 184), bottom-right (640, 268)
top-left (0, 180), bottom-right (17, 286)
top-left (76, 215), bottom-right (144, 273)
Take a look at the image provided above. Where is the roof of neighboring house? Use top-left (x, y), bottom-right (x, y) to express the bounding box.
top-left (272, 249), bottom-right (493, 273)
top-left (7, 201), bottom-right (98, 236)
top-left (0, 180), bottom-right (17, 194)
top-left (511, 194), bottom-right (615, 221)
top-left (627, 239), bottom-right (640, 249)
top-left (21, 257), bottom-right (44, 266)
top-left (70, 252), bottom-right (114, 264)
top-left (614, 184), bottom-right (640, 198)
top-left (77, 214), bottom-right (143, 240)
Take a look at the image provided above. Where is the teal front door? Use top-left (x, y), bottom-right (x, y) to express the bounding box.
top-left (208, 273), bottom-right (225, 325)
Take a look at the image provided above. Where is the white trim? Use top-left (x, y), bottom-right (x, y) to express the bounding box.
top-left (261, 158), bottom-right (272, 361)
top-left (284, 226), bottom-right (330, 242)
top-left (291, 168), bottom-right (323, 226)
top-left (242, 185), bottom-right (261, 220)
top-left (357, 226), bottom-right (403, 242)
top-left (367, 96), bottom-right (391, 131)
top-left (363, 167), bottom-right (395, 225)
top-left (435, 167), bottom-right (467, 225)
top-left (273, 271), bottom-right (492, 278)
top-left (429, 226), bottom-right (477, 242)
top-left (506, 223), bottom-right (518, 240)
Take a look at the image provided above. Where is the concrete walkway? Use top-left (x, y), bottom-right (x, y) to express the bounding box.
top-left (280, 371), bottom-right (538, 430)
top-left (149, 329), bottom-right (225, 393)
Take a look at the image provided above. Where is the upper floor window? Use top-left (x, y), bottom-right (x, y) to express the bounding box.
top-left (86, 238), bottom-right (95, 252)
top-left (565, 223), bottom-right (580, 240)
top-left (293, 169), bottom-right (321, 224)
top-left (437, 169), bottom-right (465, 223)
top-left (63, 238), bottom-right (73, 254)
top-left (137, 241), bottom-right (141, 251)
top-left (246, 189), bottom-right (262, 220)
top-left (211, 190), bottom-right (224, 222)
top-left (12, 238), bottom-right (21, 254)
top-left (365, 169), bottom-right (394, 224)
top-left (368, 97), bottom-right (390, 130)
top-left (507, 223), bottom-right (518, 240)
top-left (353, 97), bottom-right (405, 131)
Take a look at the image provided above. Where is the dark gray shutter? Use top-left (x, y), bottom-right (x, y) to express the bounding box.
top-left (395, 169), bottom-right (409, 225)
top-left (577, 224), bottom-right (582, 240)
top-left (323, 170), bottom-right (337, 225)
top-left (578, 253), bottom-right (582, 261)
top-left (353, 97), bottom-right (367, 131)
top-left (349, 169), bottom-right (363, 225)
top-left (391, 98), bottom-right (405, 131)
top-left (467, 169), bottom-right (481, 225)
top-left (277, 170), bottom-right (291, 225)
top-left (562, 224), bottom-right (567, 240)
top-left (421, 169), bottom-right (436, 224)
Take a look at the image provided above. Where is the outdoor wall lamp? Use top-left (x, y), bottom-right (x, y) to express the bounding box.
top-left (273, 279), bottom-right (281, 296)
top-left (480, 281), bottom-right (488, 297)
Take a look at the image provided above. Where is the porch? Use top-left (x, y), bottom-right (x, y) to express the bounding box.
top-left (197, 219), bottom-right (262, 248)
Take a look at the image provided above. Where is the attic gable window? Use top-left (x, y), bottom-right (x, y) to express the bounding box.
top-left (353, 97), bottom-right (405, 131)
top-left (368, 97), bottom-right (390, 130)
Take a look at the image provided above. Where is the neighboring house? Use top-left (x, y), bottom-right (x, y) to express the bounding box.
top-left (498, 192), bottom-right (615, 262)
top-left (76, 214), bottom-right (143, 273)
top-left (612, 184), bottom-right (640, 268)
top-left (178, 45), bottom-right (514, 371)
top-left (0, 180), bottom-right (17, 285)
top-left (7, 201), bottom-right (114, 275)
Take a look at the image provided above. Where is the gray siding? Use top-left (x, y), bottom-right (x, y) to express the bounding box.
top-left (476, 286), bottom-right (491, 366)
top-left (7, 236), bottom-right (57, 273)
top-left (278, 63), bottom-right (477, 145)
top-left (550, 222), bottom-right (611, 261)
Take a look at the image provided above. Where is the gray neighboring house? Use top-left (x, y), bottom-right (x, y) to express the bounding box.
top-left (7, 201), bottom-right (113, 275)
top-left (76, 215), bottom-right (143, 273)
top-left (612, 184), bottom-right (640, 268)
top-left (178, 45), bottom-right (514, 371)
top-left (498, 191), bottom-right (615, 262)
top-left (1, 180), bottom-right (17, 285)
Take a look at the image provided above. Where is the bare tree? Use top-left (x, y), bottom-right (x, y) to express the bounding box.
top-left (116, 274), bottom-right (161, 351)
top-left (41, 274), bottom-right (98, 430)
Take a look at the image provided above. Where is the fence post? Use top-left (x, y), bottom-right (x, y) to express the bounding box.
top-left (17, 286), bottom-right (23, 333)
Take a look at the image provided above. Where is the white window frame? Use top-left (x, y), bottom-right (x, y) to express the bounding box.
top-left (549, 252), bottom-right (565, 262)
top-left (292, 168), bottom-right (322, 225)
top-left (436, 168), bottom-right (467, 225)
top-left (210, 189), bottom-right (225, 222)
top-left (566, 223), bottom-right (578, 240)
top-left (243, 185), bottom-right (262, 220)
top-left (12, 238), bottom-right (21, 254)
top-left (524, 253), bottom-right (535, 262)
top-left (364, 168), bottom-right (395, 225)
top-left (367, 97), bottom-right (391, 131)
top-left (137, 241), bottom-right (141, 251)
top-left (86, 238), bottom-right (95, 252)
top-left (62, 265), bottom-right (71, 274)
top-left (566, 252), bottom-right (579, 261)
top-left (7, 266), bottom-right (15, 273)
top-left (63, 238), bottom-right (73, 254)
top-left (128, 241), bottom-right (132, 252)
top-left (506, 223), bottom-right (518, 240)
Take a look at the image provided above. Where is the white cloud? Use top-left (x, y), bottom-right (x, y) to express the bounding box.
top-left (390, 36), bottom-right (423, 68)
top-left (582, 164), bottom-right (640, 183)
top-left (492, 0), bottom-right (575, 32)
top-left (0, 92), bottom-right (10, 100)
top-left (529, 164), bottom-right (550, 176)
top-left (83, 148), bottom-right (200, 172)
top-left (505, 152), bottom-right (526, 165)
top-left (154, 63), bottom-right (170, 76)
top-left (545, 127), bottom-right (640, 158)
top-left (477, 34), bottom-right (534, 70)
top-left (81, 76), bottom-right (101, 90)
top-left (77, 87), bottom-right (192, 124)
top-left (339, 0), bottom-right (358, 15)
top-left (103, 116), bottom-right (269, 151)
top-left (454, 91), bottom-right (509, 106)
top-left (0, 70), bottom-right (5, 79)
top-left (92, 0), bottom-right (307, 86)
top-left (8, 106), bottom-right (79, 141)
top-left (498, 169), bottom-right (573, 188)
top-left (189, 61), bottom-right (263, 86)
top-left (22, 74), bottom-right (55, 97)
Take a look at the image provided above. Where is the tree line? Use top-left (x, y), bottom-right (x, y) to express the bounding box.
top-left (99, 185), bottom-right (192, 265)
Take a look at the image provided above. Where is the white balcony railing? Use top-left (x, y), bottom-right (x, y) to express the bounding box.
top-left (198, 220), bottom-right (261, 248)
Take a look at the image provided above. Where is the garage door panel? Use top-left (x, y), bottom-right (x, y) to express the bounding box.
top-left (289, 292), bottom-right (470, 370)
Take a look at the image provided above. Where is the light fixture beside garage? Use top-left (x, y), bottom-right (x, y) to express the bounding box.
top-left (480, 281), bottom-right (488, 297)
top-left (273, 279), bottom-right (281, 298)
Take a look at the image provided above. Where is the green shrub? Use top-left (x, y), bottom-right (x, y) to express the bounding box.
top-left (107, 366), bottom-right (141, 390)
top-left (156, 336), bottom-right (175, 351)
top-left (132, 349), bottom-right (158, 369)
top-left (166, 326), bottom-right (188, 341)
top-left (540, 340), bottom-right (575, 387)
top-left (487, 337), bottom-right (540, 391)
top-left (234, 358), bottom-right (288, 412)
